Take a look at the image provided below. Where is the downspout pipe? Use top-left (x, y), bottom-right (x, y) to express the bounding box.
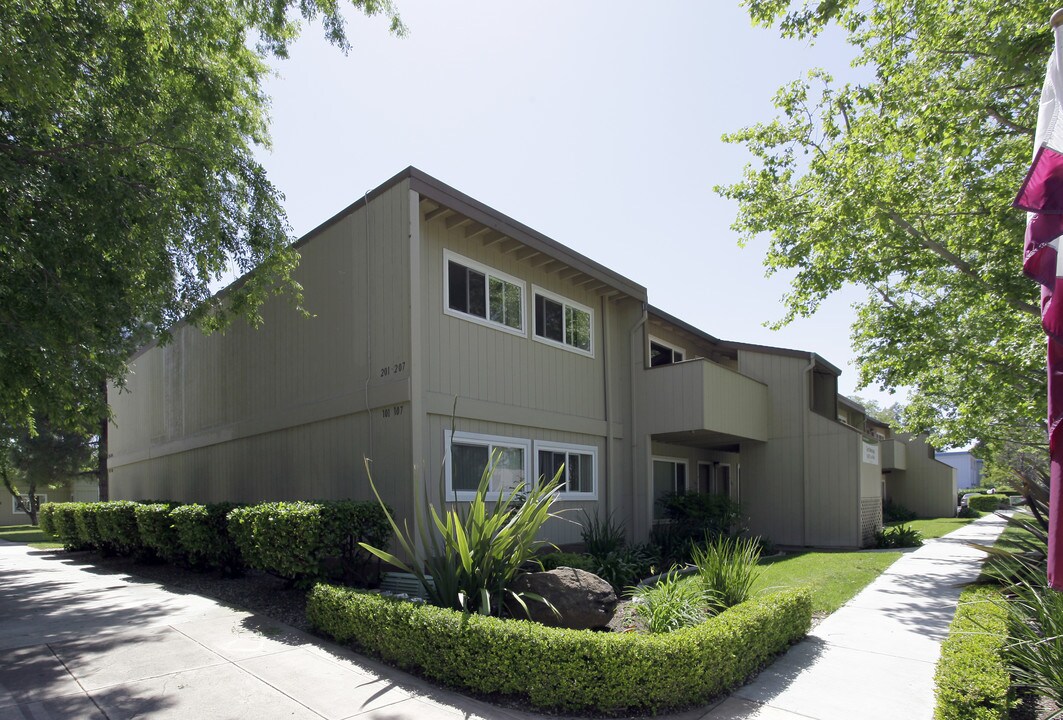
top-left (802, 352), bottom-right (816, 546)
top-left (629, 303), bottom-right (649, 541)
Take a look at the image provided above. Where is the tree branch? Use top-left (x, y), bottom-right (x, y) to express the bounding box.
top-left (882, 209), bottom-right (1040, 316)
top-left (987, 107), bottom-right (1034, 136)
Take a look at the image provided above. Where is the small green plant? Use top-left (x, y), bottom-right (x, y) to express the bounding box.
top-left (630, 567), bottom-right (706, 633)
top-left (592, 545), bottom-right (656, 593)
top-left (883, 498), bottom-right (917, 523)
top-left (1002, 565), bottom-right (1063, 711)
top-left (691, 534), bottom-right (762, 614)
top-left (358, 455), bottom-right (564, 616)
top-left (957, 505), bottom-right (980, 519)
top-left (580, 510), bottom-right (626, 558)
top-left (874, 524), bottom-right (923, 549)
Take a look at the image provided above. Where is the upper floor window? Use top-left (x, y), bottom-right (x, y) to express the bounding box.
top-left (444, 250), bottom-right (524, 335)
top-left (532, 286), bottom-right (593, 356)
top-left (649, 337), bottom-right (684, 367)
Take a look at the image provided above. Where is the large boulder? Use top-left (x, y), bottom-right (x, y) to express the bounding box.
top-left (508, 567), bottom-right (617, 630)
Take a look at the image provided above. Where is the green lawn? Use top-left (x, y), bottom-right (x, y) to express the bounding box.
top-left (886, 516), bottom-right (975, 540)
top-left (752, 550), bottom-right (902, 614)
top-left (0, 524), bottom-right (63, 549)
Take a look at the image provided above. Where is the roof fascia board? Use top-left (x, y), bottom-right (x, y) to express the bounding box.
top-left (408, 168), bottom-right (646, 302)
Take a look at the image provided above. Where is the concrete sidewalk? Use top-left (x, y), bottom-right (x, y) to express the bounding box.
top-left (0, 513), bottom-right (1007, 720)
top-left (707, 512), bottom-right (1009, 719)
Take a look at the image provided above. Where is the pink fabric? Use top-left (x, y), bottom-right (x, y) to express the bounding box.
top-left (1017, 145), bottom-right (1063, 590)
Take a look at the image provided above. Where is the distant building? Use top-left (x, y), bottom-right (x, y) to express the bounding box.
top-left (935, 450), bottom-right (982, 490)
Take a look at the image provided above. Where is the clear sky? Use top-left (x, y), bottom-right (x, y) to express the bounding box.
top-left (254, 1), bottom-right (901, 407)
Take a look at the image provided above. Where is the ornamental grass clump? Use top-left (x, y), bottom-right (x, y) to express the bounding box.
top-left (692, 534), bottom-right (762, 615)
top-left (358, 455), bottom-right (564, 616)
top-left (630, 567), bottom-right (706, 633)
top-left (1001, 564), bottom-right (1063, 712)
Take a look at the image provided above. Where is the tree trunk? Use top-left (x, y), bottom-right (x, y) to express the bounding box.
top-left (98, 380), bottom-right (108, 501)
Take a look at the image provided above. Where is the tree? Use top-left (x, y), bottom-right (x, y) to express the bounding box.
top-left (718, 1), bottom-right (1048, 457)
top-left (0, 0), bottom-right (404, 437)
top-left (0, 418), bottom-right (94, 525)
top-left (849, 395), bottom-right (904, 427)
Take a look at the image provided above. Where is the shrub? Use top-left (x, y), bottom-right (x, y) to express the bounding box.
top-left (1003, 565), bottom-right (1063, 711)
top-left (691, 534), bottom-right (762, 613)
top-left (538, 551), bottom-right (596, 572)
top-left (874, 524), bottom-right (923, 549)
top-left (38, 503), bottom-right (58, 536)
top-left (592, 545), bottom-right (657, 594)
top-left (957, 506), bottom-right (981, 519)
top-left (135, 503), bottom-right (183, 563)
top-left (934, 585), bottom-right (1010, 720)
top-left (883, 499), bottom-right (917, 523)
top-left (630, 568), bottom-right (706, 633)
top-left (72, 502), bottom-right (110, 553)
top-left (41, 503), bottom-right (86, 549)
top-left (580, 511), bottom-right (626, 557)
top-left (359, 458), bottom-right (564, 615)
top-left (969, 494), bottom-right (1008, 513)
top-left (170, 502), bottom-right (244, 575)
top-left (228, 500), bottom-right (390, 587)
top-left (307, 583), bottom-right (812, 714)
top-left (94, 501), bottom-right (145, 557)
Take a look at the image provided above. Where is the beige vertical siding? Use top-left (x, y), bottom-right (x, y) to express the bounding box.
top-left (735, 351), bottom-right (808, 546)
top-left (108, 182), bottom-right (415, 521)
top-left (886, 435), bottom-right (958, 518)
top-left (415, 207), bottom-right (644, 546)
top-left (734, 350), bottom-right (870, 548)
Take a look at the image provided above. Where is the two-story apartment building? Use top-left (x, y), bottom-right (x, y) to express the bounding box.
top-left (107, 168), bottom-right (945, 549)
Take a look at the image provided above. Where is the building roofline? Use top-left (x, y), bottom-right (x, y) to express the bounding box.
top-left (647, 305), bottom-right (725, 346)
top-left (721, 339), bottom-right (843, 376)
top-left (128, 167), bottom-right (648, 362)
top-left (406, 167), bottom-right (646, 301)
top-left (838, 395), bottom-right (865, 412)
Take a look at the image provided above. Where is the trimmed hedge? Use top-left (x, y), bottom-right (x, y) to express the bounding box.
top-left (969, 494), bottom-right (1008, 513)
top-left (135, 503), bottom-right (184, 563)
top-left (170, 502), bottom-right (245, 575)
top-left (39, 503), bottom-right (86, 550)
top-left (934, 585), bottom-right (1010, 720)
top-left (228, 500), bottom-right (390, 586)
top-left (307, 583), bottom-right (812, 714)
top-left (95, 501), bottom-right (145, 557)
top-left (72, 502), bottom-right (110, 553)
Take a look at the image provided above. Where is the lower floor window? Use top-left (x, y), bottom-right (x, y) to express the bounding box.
top-left (446, 431), bottom-right (597, 499)
top-left (448, 432), bottom-right (528, 496)
top-left (537, 444), bottom-right (596, 496)
top-left (11, 494), bottom-right (45, 514)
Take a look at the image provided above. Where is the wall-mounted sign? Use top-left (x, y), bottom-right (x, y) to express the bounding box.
top-left (863, 440), bottom-right (880, 466)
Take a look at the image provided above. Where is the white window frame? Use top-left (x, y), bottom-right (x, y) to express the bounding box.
top-left (531, 285), bottom-right (595, 358)
top-left (534, 440), bottom-right (598, 500)
top-left (444, 429), bottom-right (531, 501)
top-left (648, 335), bottom-right (685, 367)
top-left (12, 493), bottom-right (46, 514)
top-left (652, 456), bottom-right (688, 519)
top-left (443, 250), bottom-right (526, 337)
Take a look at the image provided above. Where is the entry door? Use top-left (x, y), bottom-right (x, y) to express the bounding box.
top-left (698, 463), bottom-right (713, 494)
top-left (716, 464), bottom-right (732, 498)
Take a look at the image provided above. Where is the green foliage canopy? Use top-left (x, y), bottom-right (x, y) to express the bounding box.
top-left (719, 1), bottom-right (1049, 454)
top-left (0, 0), bottom-right (403, 433)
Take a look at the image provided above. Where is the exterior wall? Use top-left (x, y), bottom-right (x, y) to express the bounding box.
top-left (805, 412), bottom-right (863, 548)
top-left (108, 182), bottom-right (416, 521)
top-left (935, 451), bottom-right (981, 489)
top-left (414, 201), bottom-right (643, 545)
top-left (734, 351), bottom-right (809, 546)
top-left (886, 435), bottom-right (958, 518)
top-left (735, 350), bottom-right (875, 548)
